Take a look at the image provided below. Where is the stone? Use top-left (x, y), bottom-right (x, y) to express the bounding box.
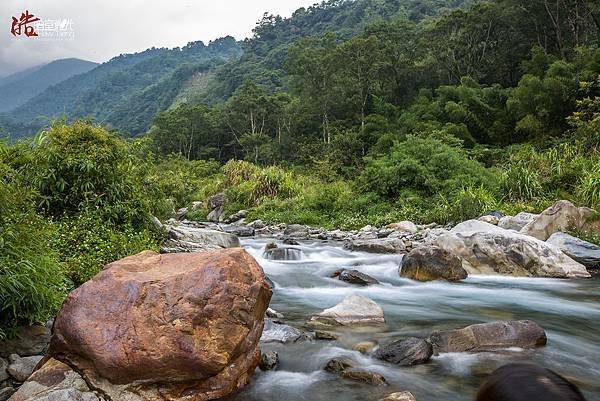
top-left (0, 387), bottom-right (15, 401)
top-left (282, 238), bottom-right (300, 245)
top-left (247, 220), bottom-right (265, 229)
top-left (429, 320), bottom-right (547, 354)
top-left (6, 358), bottom-right (99, 401)
top-left (263, 247), bottom-right (303, 261)
top-left (547, 232), bottom-right (600, 269)
top-left (224, 210), bottom-right (247, 224)
top-left (498, 212), bottom-right (539, 231)
top-left (221, 225), bottom-right (255, 237)
top-left (307, 294), bottom-right (385, 328)
top-left (7, 355), bottom-right (43, 382)
top-left (332, 269), bottom-right (380, 286)
top-left (360, 225), bottom-right (377, 232)
top-left (314, 331), bottom-right (338, 341)
top-left (265, 308), bottom-right (284, 319)
top-left (381, 391), bottom-right (418, 401)
top-left (206, 192), bottom-right (227, 222)
top-left (160, 225), bottom-right (240, 253)
top-left (340, 370), bottom-right (388, 386)
top-left (0, 358), bottom-right (8, 382)
top-left (433, 220), bottom-right (590, 278)
top-left (478, 215), bottom-right (499, 225)
top-left (283, 224), bottom-right (310, 238)
top-left (48, 248), bottom-right (272, 401)
top-left (344, 238), bottom-right (406, 254)
top-left (324, 358), bottom-right (355, 374)
top-left (520, 200), bottom-right (598, 241)
top-left (0, 325), bottom-right (50, 358)
top-left (386, 221), bottom-right (418, 233)
top-left (482, 210), bottom-right (505, 219)
top-left (259, 351), bottom-right (279, 371)
top-left (175, 207), bottom-right (188, 220)
top-left (399, 247), bottom-right (467, 282)
top-left (260, 320), bottom-right (303, 343)
top-left (353, 341), bottom-right (377, 354)
top-left (374, 337), bottom-right (432, 366)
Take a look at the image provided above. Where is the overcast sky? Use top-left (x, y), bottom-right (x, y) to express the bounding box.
top-left (0, 0), bottom-right (317, 77)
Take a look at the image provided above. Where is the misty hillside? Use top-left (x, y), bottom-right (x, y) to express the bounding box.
top-left (0, 58), bottom-right (98, 112)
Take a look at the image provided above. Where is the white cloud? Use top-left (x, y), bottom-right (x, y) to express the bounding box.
top-left (0, 0), bottom-right (317, 77)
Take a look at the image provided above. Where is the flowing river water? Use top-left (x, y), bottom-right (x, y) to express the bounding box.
top-left (226, 238), bottom-right (600, 401)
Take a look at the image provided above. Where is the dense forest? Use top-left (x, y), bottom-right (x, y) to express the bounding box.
top-left (1, 0), bottom-right (600, 336)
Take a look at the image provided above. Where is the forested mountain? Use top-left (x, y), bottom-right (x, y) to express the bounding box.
top-left (3, 37), bottom-right (241, 137)
top-left (0, 59), bottom-right (98, 113)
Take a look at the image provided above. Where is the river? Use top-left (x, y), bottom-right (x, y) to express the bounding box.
top-left (226, 238), bottom-right (600, 401)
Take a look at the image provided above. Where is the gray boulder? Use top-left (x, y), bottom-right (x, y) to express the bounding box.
top-left (221, 225), bottom-right (255, 237)
top-left (160, 225), bottom-right (240, 253)
top-left (386, 221), bottom-right (418, 233)
top-left (547, 232), bottom-right (600, 269)
top-left (520, 200), bottom-right (599, 241)
top-left (331, 269), bottom-right (379, 286)
top-left (400, 247), bottom-right (467, 282)
top-left (206, 192), bottom-right (227, 222)
top-left (0, 326), bottom-right (50, 358)
top-left (259, 351), bottom-right (279, 371)
top-left (429, 320), bottom-right (547, 355)
top-left (374, 337), bottom-right (433, 366)
top-left (7, 355), bottom-right (43, 382)
top-left (263, 246), bottom-right (303, 261)
top-left (433, 220), bottom-right (590, 278)
top-left (7, 358), bottom-right (100, 401)
top-left (224, 210), bottom-right (247, 224)
top-left (283, 224), bottom-right (310, 238)
top-left (307, 294), bottom-right (385, 328)
top-left (324, 358), bottom-right (355, 374)
top-left (344, 238), bottom-right (406, 254)
top-left (260, 320), bottom-right (304, 343)
top-left (498, 212), bottom-right (539, 231)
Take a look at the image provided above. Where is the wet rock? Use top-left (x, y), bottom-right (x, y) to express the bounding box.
top-left (160, 225), bottom-right (240, 253)
top-left (353, 341), bottom-right (376, 354)
top-left (434, 220), bottom-right (590, 278)
top-left (324, 358), bottom-right (355, 374)
top-left (266, 308), bottom-right (284, 319)
top-left (283, 224), bottom-right (310, 238)
top-left (48, 248), bottom-right (271, 401)
top-left (498, 212), bottom-right (539, 231)
top-left (400, 247), bottom-right (467, 282)
top-left (314, 331), bottom-right (338, 341)
top-left (344, 238), bottom-right (406, 254)
top-left (308, 294), bottom-right (385, 328)
top-left (332, 269), bottom-right (380, 286)
top-left (206, 192), bottom-right (227, 222)
top-left (375, 337), bottom-right (433, 366)
top-left (264, 247), bottom-right (303, 261)
top-left (386, 221), bottom-right (418, 233)
top-left (224, 210), bottom-right (247, 224)
top-left (261, 319), bottom-right (303, 343)
top-left (7, 358), bottom-right (99, 401)
top-left (7, 355), bottom-right (43, 382)
top-left (0, 325), bottom-right (50, 358)
top-left (429, 320), bottom-right (547, 354)
top-left (381, 391), bottom-right (418, 401)
top-left (340, 370), bottom-right (388, 386)
top-left (282, 238), bottom-right (300, 245)
top-left (221, 224), bottom-right (255, 237)
top-left (259, 351), bottom-right (279, 371)
top-left (520, 200), bottom-right (599, 241)
top-left (0, 387), bottom-right (15, 401)
top-left (547, 232), bottom-right (600, 269)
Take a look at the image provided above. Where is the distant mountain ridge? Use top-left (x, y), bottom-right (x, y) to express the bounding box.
top-left (0, 58), bottom-right (98, 112)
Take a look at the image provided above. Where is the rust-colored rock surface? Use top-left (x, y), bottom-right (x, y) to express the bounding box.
top-left (48, 248), bottom-right (271, 401)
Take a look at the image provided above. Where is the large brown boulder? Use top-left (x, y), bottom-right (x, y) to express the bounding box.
top-left (429, 320), bottom-right (547, 355)
top-left (400, 247), bottom-right (467, 282)
top-left (48, 248), bottom-right (272, 401)
top-left (520, 200), bottom-right (599, 241)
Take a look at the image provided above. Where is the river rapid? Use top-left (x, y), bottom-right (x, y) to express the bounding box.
top-left (225, 238), bottom-right (600, 401)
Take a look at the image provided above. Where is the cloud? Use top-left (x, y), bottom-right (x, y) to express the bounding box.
top-left (0, 0), bottom-right (316, 77)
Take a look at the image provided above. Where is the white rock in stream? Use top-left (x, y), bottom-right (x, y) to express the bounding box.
top-left (307, 294), bottom-right (385, 328)
top-left (433, 220), bottom-right (590, 278)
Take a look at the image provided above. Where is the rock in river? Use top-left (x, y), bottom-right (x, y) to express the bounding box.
top-left (381, 392), bottom-right (419, 401)
top-left (160, 224), bottom-right (240, 253)
top-left (547, 232), bottom-right (600, 269)
top-left (263, 246), bottom-right (303, 261)
top-left (344, 238), bottom-right (406, 254)
top-left (374, 337), bottom-right (433, 366)
top-left (260, 319), bottom-right (304, 343)
top-left (308, 294), bottom-right (385, 328)
top-left (429, 320), bottom-right (547, 354)
top-left (399, 247), bottom-right (467, 282)
top-left (47, 248), bottom-right (272, 401)
top-left (433, 220), bottom-right (590, 278)
top-left (332, 269), bottom-right (379, 285)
